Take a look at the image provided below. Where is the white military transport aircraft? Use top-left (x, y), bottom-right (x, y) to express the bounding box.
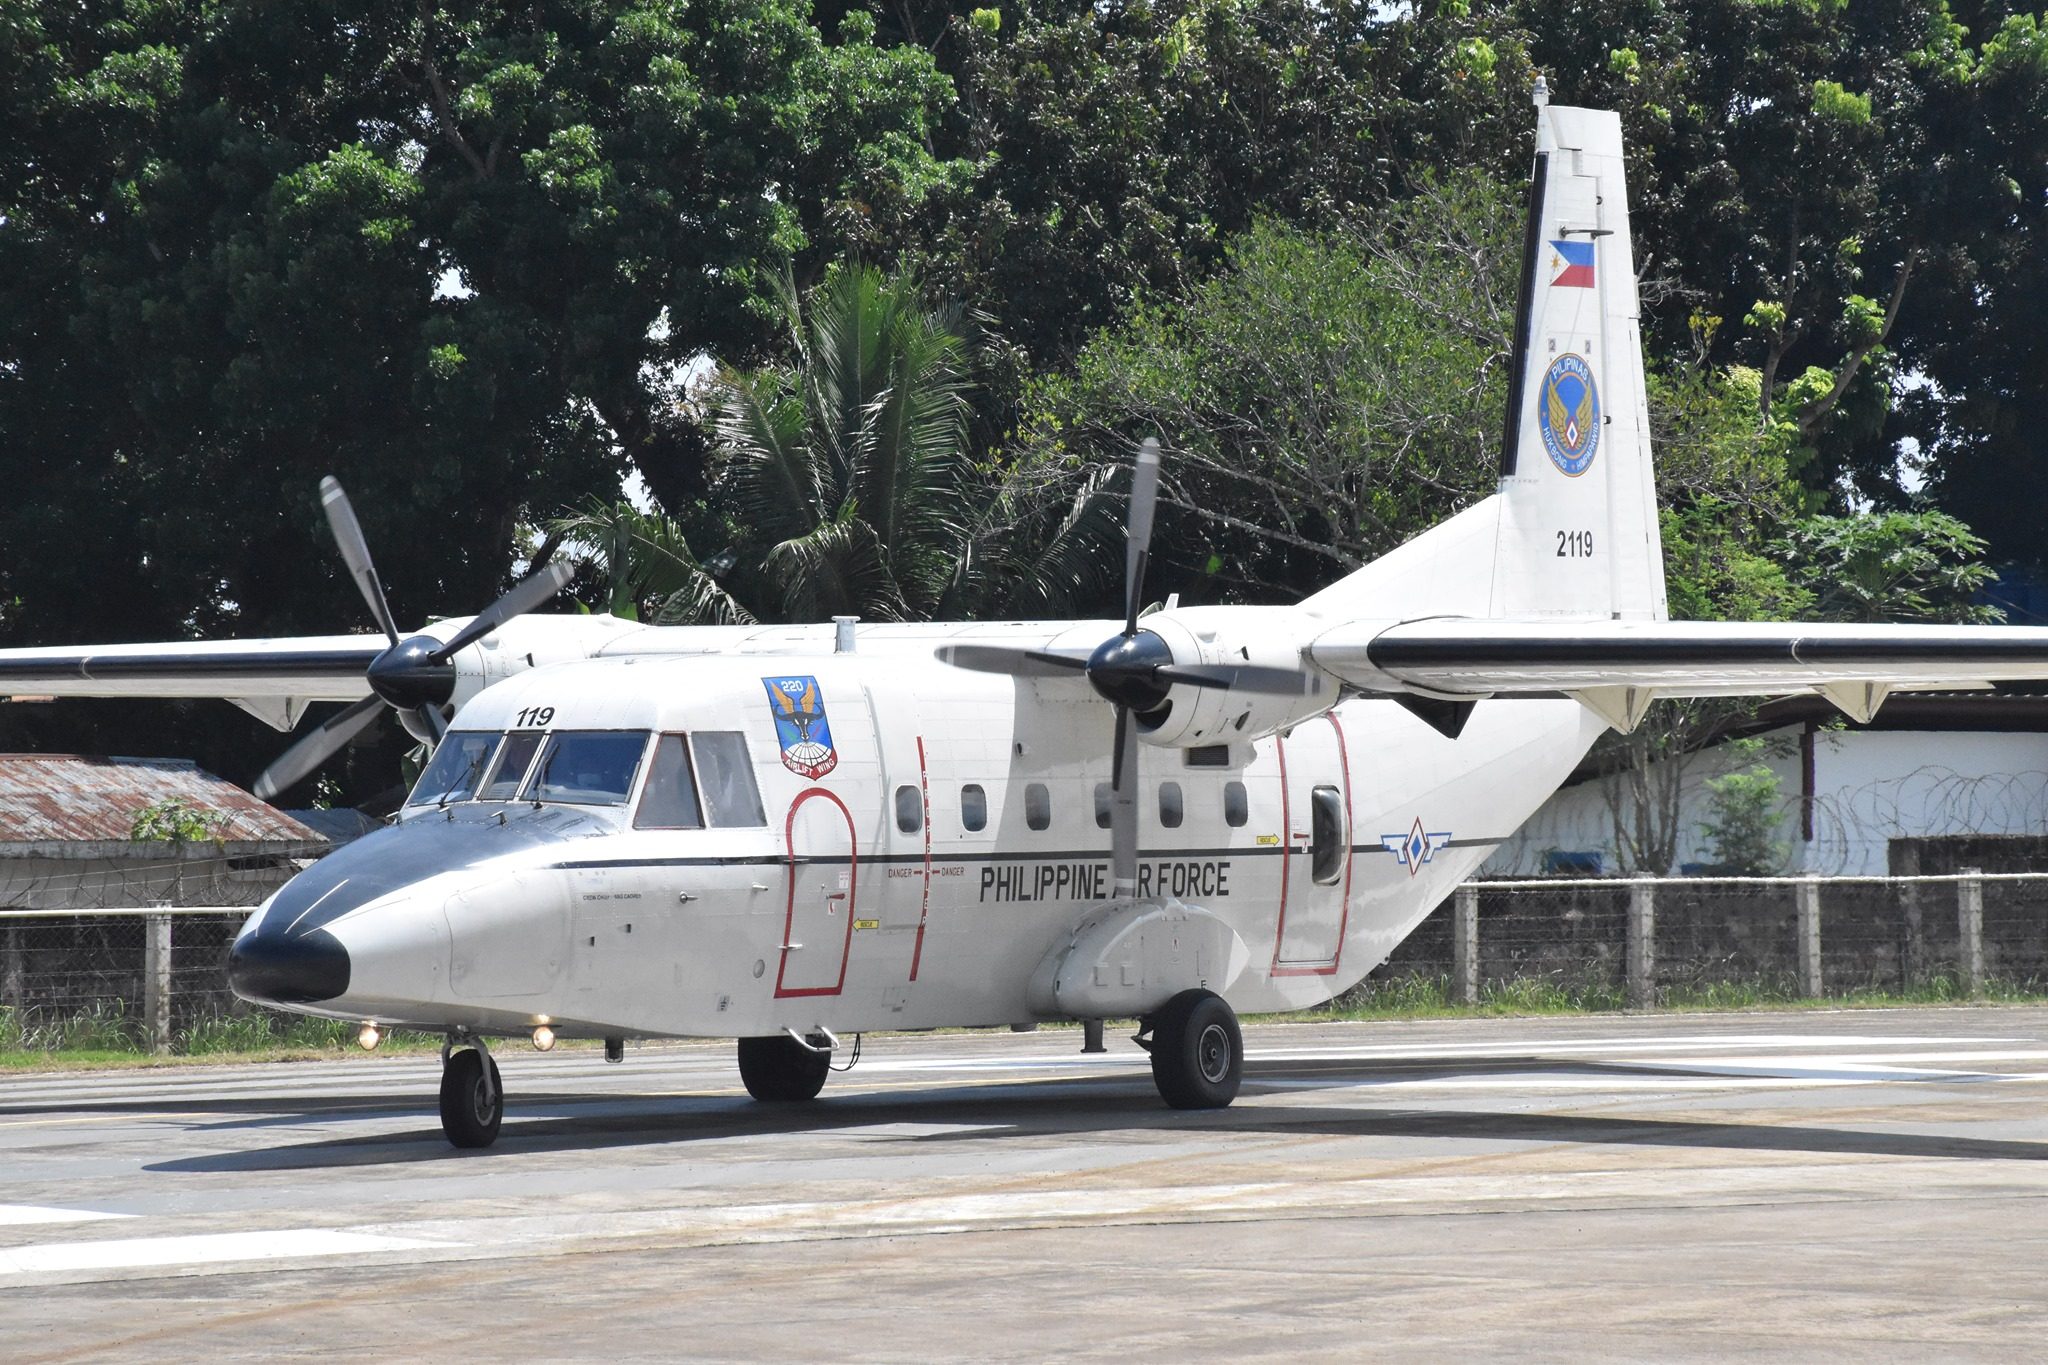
top-left (8, 95), bottom-right (2048, 1148)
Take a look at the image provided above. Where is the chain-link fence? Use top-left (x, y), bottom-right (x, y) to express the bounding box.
top-left (0, 908), bottom-right (258, 1052)
top-left (8, 874), bottom-right (2048, 1050)
top-left (1366, 871), bottom-right (2048, 1008)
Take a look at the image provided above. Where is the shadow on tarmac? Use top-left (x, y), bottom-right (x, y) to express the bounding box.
top-left (128, 1051), bottom-right (2048, 1172)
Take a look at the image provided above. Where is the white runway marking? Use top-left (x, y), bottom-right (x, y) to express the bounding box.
top-left (0, 1228), bottom-right (454, 1277)
top-left (0, 1205), bottom-right (132, 1227)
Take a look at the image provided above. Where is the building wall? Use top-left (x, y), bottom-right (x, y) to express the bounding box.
top-left (1484, 727), bottom-right (2048, 878)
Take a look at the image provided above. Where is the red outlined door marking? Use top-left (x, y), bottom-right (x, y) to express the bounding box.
top-left (1270, 712), bottom-right (1352, 975)
top-left (776, 788), bottom-right (858, 998)
top-left (908, 735), bottom-right (933, 982)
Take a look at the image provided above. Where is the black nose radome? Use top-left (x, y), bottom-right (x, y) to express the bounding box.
top-left (228, 928), bottom-right (351, 1004)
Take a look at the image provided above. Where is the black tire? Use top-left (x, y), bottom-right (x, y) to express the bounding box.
top-left (439, 1047), bottom-right (503, 1149)
top-left (737, 1034), bottom-right (831, 1102)
top-left (1148, 989), bottom-right (1242, 1109)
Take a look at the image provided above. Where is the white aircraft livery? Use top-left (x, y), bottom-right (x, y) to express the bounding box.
top-left (7, 91), bottom-right (2048, 1147)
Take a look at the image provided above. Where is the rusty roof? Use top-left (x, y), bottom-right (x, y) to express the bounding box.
top-left (0, 754), bottom-right (323, 845)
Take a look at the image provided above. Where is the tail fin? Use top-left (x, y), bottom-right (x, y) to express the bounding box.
top-left (1303, 96), bottom-right (1666, 624)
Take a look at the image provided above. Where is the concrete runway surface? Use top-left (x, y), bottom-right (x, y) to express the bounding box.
top-left (4, 1007), bottom-right (2048, 1361)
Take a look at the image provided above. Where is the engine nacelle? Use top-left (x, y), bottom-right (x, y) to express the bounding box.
top-left (1133, 605), bottom-right (1335, 747)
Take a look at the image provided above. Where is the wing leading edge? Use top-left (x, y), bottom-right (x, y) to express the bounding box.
top-left (0, 636), bottom-right (380, 706)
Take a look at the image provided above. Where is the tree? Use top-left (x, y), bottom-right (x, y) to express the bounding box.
top-left (0, 1), bottom-right (959, 788)
top-left (1777, 510), bottom-right (2003, 624)
top-left (999, 172), bottom-right (1523, 604)
top-left (1697, 743), bottom-right (1789, 876)
top-left (553, 265), bottom-right (997, 624)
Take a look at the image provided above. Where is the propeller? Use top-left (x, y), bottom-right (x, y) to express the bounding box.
top-left (251, 478), bottom-right (573, 801)
top-left (936, 438), bottom-right (1319, 897)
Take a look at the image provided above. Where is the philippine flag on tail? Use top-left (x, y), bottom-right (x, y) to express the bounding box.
top-left (1549, 239), bottom-right (1596, 288)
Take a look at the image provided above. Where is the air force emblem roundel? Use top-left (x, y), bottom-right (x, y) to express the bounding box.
top-left (762, 675), bottom-right (838, 779)
top-left (1538, 353), bottom-right (1600, 477)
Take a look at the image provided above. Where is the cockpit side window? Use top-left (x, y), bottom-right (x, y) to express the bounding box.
top-left (478, 731), bottom-right (545, 801)
top-left (408, 731), bottom-right (498, 806)
top-left (523, 731), bottom-right (650, 806)
top-left (692, 731), bottom-right (767, 828)
top-left (634, 734), bottom-right (704, 829)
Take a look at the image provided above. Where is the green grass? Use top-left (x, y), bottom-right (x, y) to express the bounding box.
top-left (0, 1002), bottom-right (440, 1069)
top-left (1314, 971), bottom-right (2048, 1021)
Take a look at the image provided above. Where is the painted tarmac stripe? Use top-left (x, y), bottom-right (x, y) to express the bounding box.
top-left (0, 1205), bottom-right (132, 1227)
top-left (0, 1229), bottom-right (453, 1276)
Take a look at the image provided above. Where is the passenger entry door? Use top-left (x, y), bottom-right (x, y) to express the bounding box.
top-left (777, 789), bottom-right (858, 997)
top-left (1273, 714), bottom-right (1352, 970)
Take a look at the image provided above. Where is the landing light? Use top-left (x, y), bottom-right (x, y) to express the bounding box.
top-left (357, 1023), bottom-right (381, 1051)
top-left (532, 1025), bottom-right (556, 1052)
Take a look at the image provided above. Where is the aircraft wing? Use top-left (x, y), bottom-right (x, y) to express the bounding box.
top-left (0, 636), bottom-right (381, 729)
top-left (1309, 618), bottom-right (2048, 728)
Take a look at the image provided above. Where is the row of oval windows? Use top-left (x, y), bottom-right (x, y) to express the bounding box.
top-left (894, 780), bottom-right (1251, 835)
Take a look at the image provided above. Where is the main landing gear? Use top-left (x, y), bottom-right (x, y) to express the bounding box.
top-left (737, 1033), bottom-right (833, 1102)
top-left (439, 1040), bottom-right (503, 1149)
top-left (1140, 988), bottom-right (1243, 1109)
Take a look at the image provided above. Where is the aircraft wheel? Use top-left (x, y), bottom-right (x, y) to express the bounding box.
top-left (737, 1034), bottom-right (830, 1102)
top-left (439, 1047), bottom-right (503, 1149)
top-left (1148, 989), bottom-right (1242, 1110)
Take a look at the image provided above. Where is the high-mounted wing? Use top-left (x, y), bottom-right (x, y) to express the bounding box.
top-left (0, 637), bottom-right (380, 707)
top-left (1310, 618), bottom-right (2048, 731)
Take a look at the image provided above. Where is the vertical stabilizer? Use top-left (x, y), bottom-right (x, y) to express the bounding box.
top-left (1491, 97), bottom-right (1665, 621)
top-left (1302, 93), bottom-right (1666, 626)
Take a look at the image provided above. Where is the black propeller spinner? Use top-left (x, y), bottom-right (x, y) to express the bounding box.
top-left (935, 438), bottom-right (1318, 896)
top-left (251, 478), bottom-right (572, 801)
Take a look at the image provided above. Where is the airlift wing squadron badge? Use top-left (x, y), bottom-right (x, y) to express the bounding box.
top-left (762, 675), bottom-right (839, 779)
top-left (1538, 353), bottom-right (1600, 477)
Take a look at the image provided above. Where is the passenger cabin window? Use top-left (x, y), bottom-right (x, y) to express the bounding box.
top-left (634, 735), bottom-right (703, 829)
top-left (961, 784), bottom-right (988, 832)
top-left (895, 785), bottom-right (922, 834)
top-left (409, 731), bottom-right (497, 805)
top-left (1093, 782), bottom-right (1113, 830)
top-left (693, 732), bottom-right (766, 828)
top-left (478, 730), bottom-right (545, 801)
top-left (525, 731), bottom-right (649, 806)
top-left (1310, 785), bottom-right (1346, 885)
top-left (1224, 780), bottom-right (1249, 828)
top-left (1158, 781), bottom-right (1184, 829)
top-left (1024, 783), bottom-right (1052, 831)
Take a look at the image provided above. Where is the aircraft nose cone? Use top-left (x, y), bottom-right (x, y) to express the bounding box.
top-left (227, 928), bottom-right (351, 1004)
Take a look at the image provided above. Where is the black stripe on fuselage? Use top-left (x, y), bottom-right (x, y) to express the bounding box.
top-left (551, 836), bottom-right (1504, 872)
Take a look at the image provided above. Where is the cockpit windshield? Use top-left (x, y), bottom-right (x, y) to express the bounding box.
top-left (407, 731), bottom-right (498, 806)
top-left (522, 731), bottom-right (650, 806)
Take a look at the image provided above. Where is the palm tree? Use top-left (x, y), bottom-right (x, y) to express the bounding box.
top-left (713, 264), bottom-right (976, 622)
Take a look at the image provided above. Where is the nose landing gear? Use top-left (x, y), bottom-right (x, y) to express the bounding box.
top-left (439, 1039), bottom-right (503, 1148)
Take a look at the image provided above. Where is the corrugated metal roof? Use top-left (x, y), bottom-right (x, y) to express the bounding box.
top-left (0, 754), bottom-right (323, 845)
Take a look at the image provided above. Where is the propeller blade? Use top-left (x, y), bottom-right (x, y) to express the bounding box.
top-left (320, 477), bottom-right (402, 648)
top-left (1124, 438), bottom-right (1160, 637)
top-left (1154, 663), bottom-right (1324, 696)
top-left (1110, 705), bottom-right (1139, 897)
top-left (428, 561), bottom-right (575, 663)
top-left (252, 694), bottom-right (385, 802)
top-left (935, 644), bottom-right (1092, 677)
top-left (411, 703), bottom-right (448, 744)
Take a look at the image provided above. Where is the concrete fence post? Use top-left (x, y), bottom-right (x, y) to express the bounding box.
top-left (1959, 868), bottom-right (1985, 997)
top-left (1626, 882), bottom-right (1655, 1008)
top-left (1, 922), bottom-right (22, 1012)
top-left (143, 911), bottom-right (172, 1055)
top-left (1797, 877), bottom-right (1823, 998)
top-left (1452, 885), bottom-right (1479, 1006)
